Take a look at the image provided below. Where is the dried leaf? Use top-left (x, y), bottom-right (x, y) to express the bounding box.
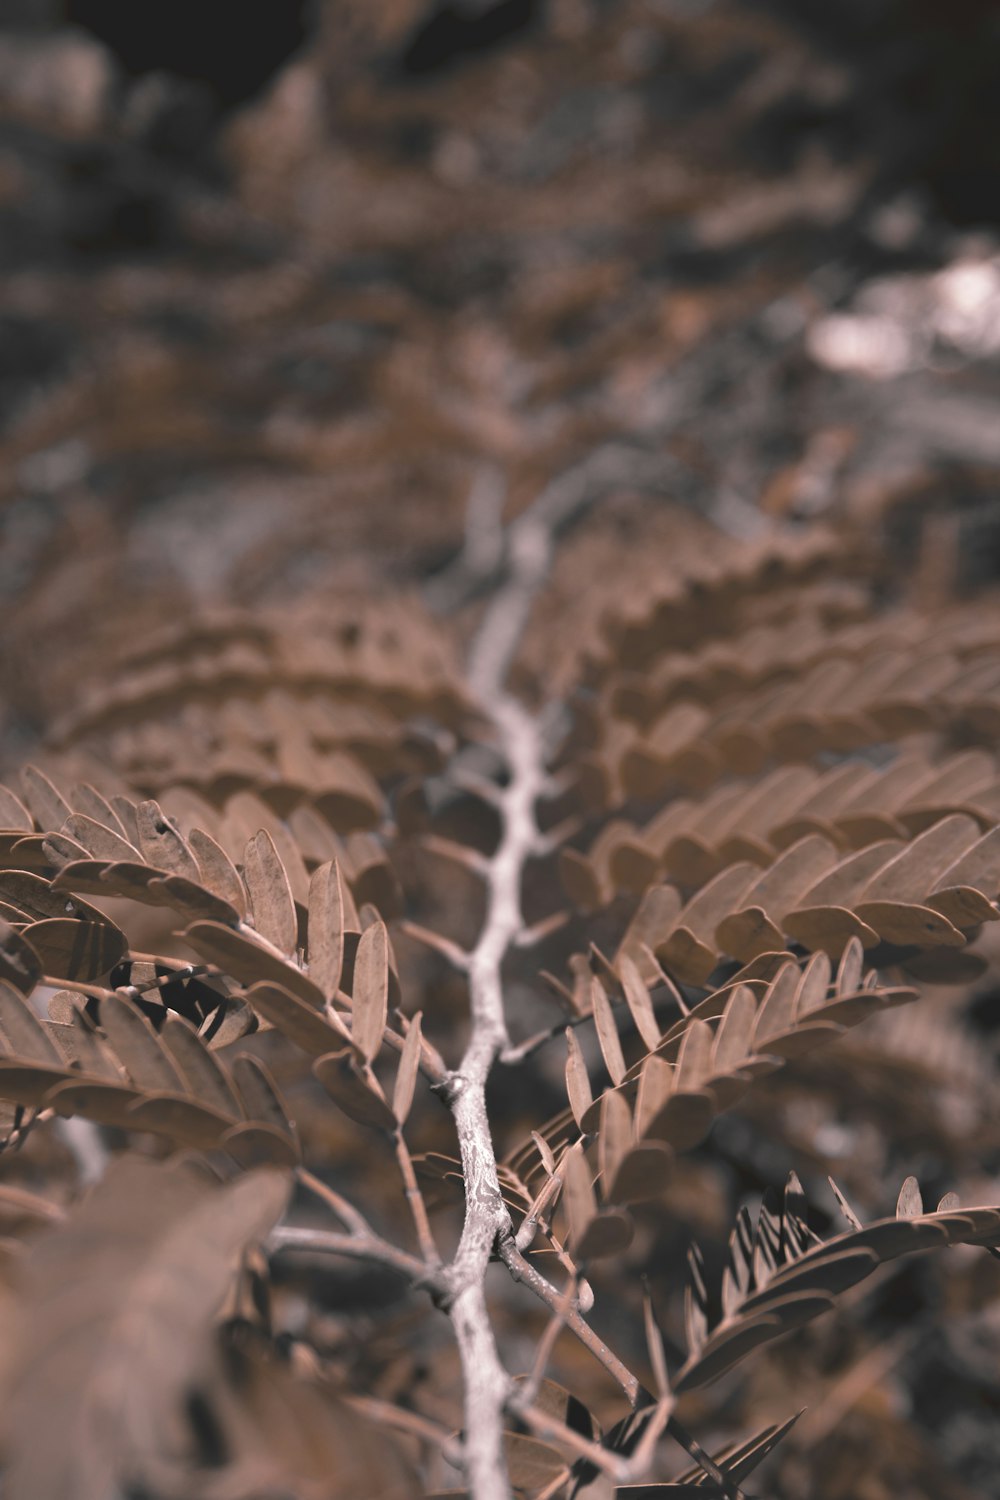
top-left (187, 828), bottom-right (247, 918)
top-left (590, 976), bottom-right (626, 1086)
top-left (231, 1055), bottom-right (298, 1153)
top-left (21, 917), bottom-right (127, 984)
top-left (159, 1016), bottom-right (243, 1119)
top-left (98, 993), bottom-right (185, 1093)
top-left (307, 859), bottom-right (345, 1001)
top-left (393, 1011), bottom-right (423, 1126)
top-left (0, 1156), bottom-right (289, 1500)
top-left (61, 813), bottom-right (139, 862)
top-left (598, 1086), bottom-right (633, 1196)
top-left (0, 785), bottom-right (33, 834)
top-left (0, 921), bottom-right (43, 995)
top-left (565, 1028), bottom-right (593, 1130)
top-left (563, 1142), bottom-right (598, 1252)
top-left (183, 921), bottom-right (326, 1009)
top-left (135, 800), bottom-right (201, 880)
top-left (608, 1141), bottom-right (673, 1204)
top-left (896, 1175), bottom-right (923, 1219)
top-left (0, 981), bottom-right (65, 1065)
top-left (244, 829), bottom-right (298, 956)
top-left (352, 919), bottom-right (389, 1063)
top-left (619, 955), bottom-right (661, 1051)
top-left (245, 980), bottom-right (351, 1055)
top-left (19, 765), bottom-right (71, 832)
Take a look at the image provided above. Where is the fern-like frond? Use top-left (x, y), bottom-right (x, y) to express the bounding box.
top-left (671, 1174), bottom-right (1000, 1391)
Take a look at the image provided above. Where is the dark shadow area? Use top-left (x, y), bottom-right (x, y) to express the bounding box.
top-left (396, 0), bottom-right (541, 78)
top-left (64, 0), bottom-right (311, 109)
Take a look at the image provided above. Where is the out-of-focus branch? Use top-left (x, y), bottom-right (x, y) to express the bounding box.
top-left (268, 1225), bottom-right (434, 1286)
top-left (497, 1236), bottom-right (641, 1406)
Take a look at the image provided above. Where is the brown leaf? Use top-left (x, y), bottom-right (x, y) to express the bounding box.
top-left (598, 1086), bottom-right (633, 1197)
top-left (61, 813), bottom-right (139, 862)
top-left (307, 859), bottom-right (345, 1001)
top-left (313, 1051), bottom-right (396, 1132)
top-left (608, 1141), bottom-right (673, 1204)
top-left (245, 980), bottom-right (352, 1055)
top-left (312, 752), bottom-right (385, 832)
top-left (574, 1208), bottom-right (634, 1260)
top-left (183, 921), bottom-right (327, 1009)
top-left (244, 830), bottom-right (298, 956)
top-left (565, 1027), bottom-right (593, 1129)
top-left (0, 921), bottom-right (43, 994)
top-left (231, 1055), bottom-right (298, 1153)
top-left (562, 1141), bottom-right (598, 1251)
top-left (896, 1175), bottom-right (923, 1218)
top-left (159, 1015), bottom-right (243, 1119)
top-left (860, 814), bottom-right (979, 902)
top-left (502, 1431), bottom-right (567, 1490)
top-left (135, 799), bottom-right (201, 880)
top-left (674, 1018), bottom-right (714, 1091)
top-left (711, 984), bottom-right (757, 1072)
top-left (45, 1078), bottom-right (140, 1128)
top-left (590, 976), bottom-right (626, 1086)
top-left (125, 1092), bottom-right (236, 1150)
top-left (0, 981), bottom-right (65, 1065)
top-left (69, 784), bottom-right (132, 843)
top-left (853, 899), bottom-right (964, 948)
top-left (0, 870), bottom-right (106, 924)
top-left (0, 786), bottom-right (34, 834)
top-left (393, 1011), bottom-right (423, 1126)
top-left (187, 828), bottom-right (247, 918)
top-left (352, 919), bottom-right (389, 1063)
top-left (752, 962), bottom-right (801, 1050)
top-left (0, 1157), bottom-right (289, 1500)
top-left (19, 766), bottom-right (71, 832)
top-left (634, 1054), bottom-right (673, 1139)
top-left (21, 917), bottom-right (127, 984)
top-left (559, 848), bottom-right (608, 912)
top-left (98, 993), bottom-right (185, 1093)
top-left (618, 955), bottom-right (661, 1051)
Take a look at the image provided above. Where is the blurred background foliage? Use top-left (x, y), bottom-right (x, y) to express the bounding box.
top-left (2, 3), bottom-right (1000, 1496)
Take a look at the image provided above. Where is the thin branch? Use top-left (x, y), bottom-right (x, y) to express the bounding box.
top-left (503, 1242), bottom-right (744, 1500)
top-left (516, 1394), bottom-right (675, 1486)
top-left (295, 1167), bottom-right (371, 1238)
top-left (268, 1225), bottom-right (436, 1288)
top-left (513, 1170), bottom-right (562, 1253)
top-left (534, 1468), bottom-right (573, 1500)
top-left (394, 1128), bottom-right (442, 1266)
top-left (500, 1021), bottom-right (565, 1066)
top-left (398, 919), bottom-right (471, 972)
top-left (346, 1394), bottom-right (465, 1472)
top-left (511, 910), bottom-right (572, 950)
top-left (498, 1237), bottom-right (641, 1406)
top-left (425, 463), bottom-right (508, 611)
top-left (381, 1016), bottom-right (449, 1088)
top-left (422, 833), bottom-right (492, 877)
top-left (508, 1269), bottom-right (579, 1414)
top-left (450, 767), bottom-right (505, 808)
top-left (665, 1418), bottom-right (746, 1500)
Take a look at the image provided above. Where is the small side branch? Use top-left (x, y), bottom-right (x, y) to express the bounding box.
top-left (269, 1225), bottom-right (435, 1288)
top-left (498, 1235), bottom-right (641, 1406)
top-left (394, 1128), bottom-right (441, 1266)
